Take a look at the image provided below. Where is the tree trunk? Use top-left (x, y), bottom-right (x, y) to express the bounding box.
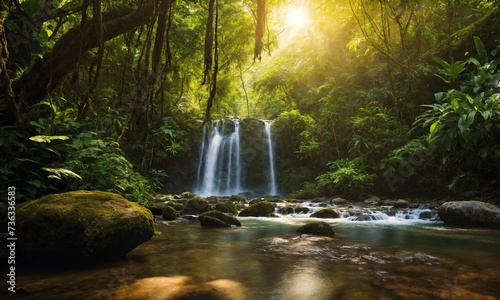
top-left (442, 6), bottom-right (500, 61)
top-left (8, 2), bottom-right (156, 131)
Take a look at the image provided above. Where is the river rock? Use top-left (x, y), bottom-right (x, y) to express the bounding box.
top-left (199, 211), bottom-right (242, 227)
top-left (238, 201), bottom-right (275, 217)
top-left (393, 199), bottom-right (410, 208)
top-left (183, 196), bottom-right (209, 214)
top-left (331, 197), bottom-right (348, 205)
top-left (17, 190), bottom-right (154, 263)
top-left (310, 208), bottom-right (341, 218)
top-left (279, 206), bottom-right (295, 215)
top-left (438, 201), bottom-right (500, 228)
top-left (297, 222), bottom-right (335, 237)
top-left (215, 201), bottom-right (238, 214)
top-left (162, 206), bottom-right (178, 220)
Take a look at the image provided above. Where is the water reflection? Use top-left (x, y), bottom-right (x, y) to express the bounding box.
top-left (272, 260), bottom-right (330, 299)
top-left (3, 218), bottom-right (499, 299)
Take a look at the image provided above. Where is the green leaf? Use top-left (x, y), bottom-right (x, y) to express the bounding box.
top-left (430, 120), bottom-right (440, 134)
top-left (42, 167), bottom-right (82, 180)
top-left (30, 135), bottom-right (70, 143)
top-left (473, 36), bottom-right (487, 64)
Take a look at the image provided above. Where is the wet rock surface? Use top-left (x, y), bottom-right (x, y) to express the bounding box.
top-left (17, 190), bottom-right (155, 264)
top-left (438, 201), bottom-right (500, 228)
top-left (258, 235), bottom-right (442, 265)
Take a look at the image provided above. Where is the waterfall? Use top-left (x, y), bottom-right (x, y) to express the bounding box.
top-left (195, 120), bottom-right (242, 197)
top-left (194, 118), bottom-right (278, 197)
top-left (264, 121), bottom-right (277, 196)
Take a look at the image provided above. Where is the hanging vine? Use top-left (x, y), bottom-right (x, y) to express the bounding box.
top-left (254, 0), bottom-right (266, 61)
top-left (203, 0), bottom-right (219, 123)
top-left (202, 0), bottom-right (216, 85)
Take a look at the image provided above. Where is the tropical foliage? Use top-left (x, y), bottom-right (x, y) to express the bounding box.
top-left (0, 0), bottom-right (498, 202)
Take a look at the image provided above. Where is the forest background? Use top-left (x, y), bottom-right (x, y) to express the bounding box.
top-left (1, 0), bottom-right (499, 205)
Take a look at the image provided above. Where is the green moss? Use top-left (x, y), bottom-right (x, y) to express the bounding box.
top-left (17, 190), bottom-right (154, 263)
top-left (297, 222), bottom-right (335, 237)
top-left (229, 194), bottom-right (245, 203)
top-left (162, 206), bottom-right (178, 220)
top-left (199, 216), bottom-right (232, 228)
top-left (206, 196), bottom-right (219, 202)
top-left (200, 211), bottom-right (241, 226)
top-left (184, 196), bottom-right (209, 214)
top-left (215, 201), bottom-right (238, 214)
top-left (165, 201), bottom-right (182, 211)
top-left (238, 201), bottom-right (275, 217)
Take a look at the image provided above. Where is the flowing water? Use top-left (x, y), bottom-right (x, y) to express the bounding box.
top-left (6, 205), bottom-right (499, 300)
top-left (195, 120), bottom-right (242, 197)
top-left (194, 119), bottom-right (278, 197)
top-left (263, 121), bottom-right (277, 196)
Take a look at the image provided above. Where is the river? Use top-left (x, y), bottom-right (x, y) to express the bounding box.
top-left (6, 207), bottom-right (499, 299)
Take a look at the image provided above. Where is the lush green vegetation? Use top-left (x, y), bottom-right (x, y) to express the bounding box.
top-left (1, 0), bottom-right (498, 203)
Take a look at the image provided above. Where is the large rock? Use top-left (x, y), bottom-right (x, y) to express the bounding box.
top-left (199, 211), bottom-right (242, 227)
top-left (238, 201), bottom-right (275, 217)
top-left (297, 222), bottom-right (335, 237)
top-left (438, 201), bottom-right (500, 228)
top-left (183, 196), bottom-right (209, 214)
top-left (215, 201), bottom-right (238, 214)
top-left (17, 190), bottom-right (155, 263)
top-left (310, 208), bottom-right (341, 218)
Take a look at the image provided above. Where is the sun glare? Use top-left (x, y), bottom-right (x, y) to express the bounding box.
top-left (285, 7), bottom-right (310, 29)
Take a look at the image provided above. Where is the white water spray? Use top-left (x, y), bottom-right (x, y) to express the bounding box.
top-left (195, 120), bottom-right (242, 197)
top-left (264, 120), bottom-right (277, 195)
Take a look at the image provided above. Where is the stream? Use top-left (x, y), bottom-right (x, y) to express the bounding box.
top-left (4, 204), bottom-right (500, 300)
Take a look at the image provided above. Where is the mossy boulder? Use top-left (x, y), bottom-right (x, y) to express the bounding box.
top-left (198, 216), bottom-right (231, 228)
top-left (297, 222), bottom-right (335, 237)
top-left (310, 208), bottom-right (341, 218)
top-left (279, 206), bottom-right (295, 215)
top-left (215, 201), bottom-right (238, 214)
top-left (230, 194), bottom-right (245, 202)
top-left (183, 196), bottom-right (209, 215)
top-left (199, 211), bottom-right (241, 227)
top-left (438, 201), bottom-right (500, 228)
top-left (166, 201), bottom-right (184, 211)
top-left (162, 206), bottom-right (178, 220)
top-left (393, 199), bottom-right (410, 208)
top-left (17, 190), bottom-right (154, 264)
top-left (238, 201), bottom-right (275, 217)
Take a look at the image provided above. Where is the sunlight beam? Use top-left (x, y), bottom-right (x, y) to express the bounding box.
top-left (285, 7), bottom-right (310, 29)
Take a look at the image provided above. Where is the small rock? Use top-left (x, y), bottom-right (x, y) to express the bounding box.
top-left (393, 199), bottom-right (410, 208)
top-left (310, 208), bottom-right (341, 218)
top-left (239, 201), bottom-right (275, 217)
top-left (296, 222), bottom-right (335, 237)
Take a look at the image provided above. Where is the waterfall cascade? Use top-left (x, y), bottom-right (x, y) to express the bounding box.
top-left (264, 121), bottom-right (277, 196)
top-left (194, 119), bottom-right (278, 197)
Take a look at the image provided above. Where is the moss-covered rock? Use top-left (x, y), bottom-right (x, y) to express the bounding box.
top-left (162, 206), bottom-right (178, 220)
top-left (198, 216), bottom-right (231, 227)
top-left (310, 208), bottom-right (341, 218)
top-left (166, 201), bottom-right (184, 211)
top-left (438, 201), bottom-right (500, 228)
top-left (183, 196), bottom-right (209, 214)
top-left (17, 190), bottom-right (154, 264)
top-left (279, 206), bottom-right (295, 215)
top-left (199, 211), bottom-right (241, 227)
top-left (393, 199), bottom-right (410, 208)
top-left (215, 201), bottom-right (238, 214)
top-left (230, 194), bottom-right (245, 202)
top-left (238, 201), bottom-right (275, 217)
top-left (297, 222), bottom-right (335, 237)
